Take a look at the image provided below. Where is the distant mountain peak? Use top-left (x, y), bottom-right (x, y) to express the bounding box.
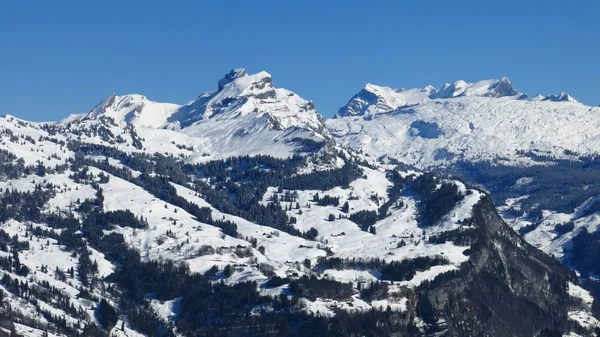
top-left (431, 78), bottom-right (521, 99)
top-left (543, 92), bottom-right (579, 103)
top-left (336, 83), bottom-right (409, 118)
top-left (170, 69), bottom-right (327, 139)
top-left (75, 69), bottom-right (329, 153)
top-left (85, 93), bottom-right (180, 128)
top-left (421, 85), bottom-right (436, 93)
top-left (336, 77), bottom-right (523, 118)
top-left (218, 68), bottom-right (248, 90)
top-left (486, 77), bottom-right (522, 98)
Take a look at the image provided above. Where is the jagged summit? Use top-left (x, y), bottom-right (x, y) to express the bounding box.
top-left (328, 78), bottom-right (597, 168)
top-left (166, 69), bottom-right (325, 135)
top-left (218, 68), bottom-right (248, 90)
top-left (77, 69), bottom-right (327, 138)
top-left (336, 76), bottom-right (587, 118)
top-left (67, 69), bottom-right (330, 161)
top-left (337, 77), bottom-right (523, 118)
top-left (431, 77), bottom-right (523, 99)
top-left (543, 92), bottom-right (579, 103)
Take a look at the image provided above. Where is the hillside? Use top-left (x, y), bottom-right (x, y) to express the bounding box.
top-left (0, 71), bottom-right (599, 336)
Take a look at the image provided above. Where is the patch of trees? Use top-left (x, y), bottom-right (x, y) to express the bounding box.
top-left (0, 186), bottom-right (54, 223)
top-left (313, 194), bottom-right (340, 207)
top-left (288, 275), bottom-right (354, 301)
top-left (96, 299), bottom-right (118, 332)
top-left (0, 272), bottom-right (88, 332)
top-left (280, 163), bottom-right (363, 191)
top-left (453, 158), bottom-right (600, 215)
top-left (0, 150), bottom-right (27, 180)
top-left (554, 222), bottom-right (575, 236)
top-left (360, 281), bottom-right (389, 302)
top-left (380, 256), bottom-right (450, 282)
top-left (412, 174), bottom-right (463, 227)
top-left (428, 227), bottom-right (479, 247)
top-left (101, 210), bottom-right (148, 229)
top-left (348, 210), bottom-right (378, 231)
top-left (377, 171), bottom-right (413, 219)
top-left (285, 137), bottom-right (326, 153)
top-left (570, 228), bottom-right (600, 276)
top-left (316, 256), bottom-right (450, 283)
top-left (265, 276), bottom-right (290, 288)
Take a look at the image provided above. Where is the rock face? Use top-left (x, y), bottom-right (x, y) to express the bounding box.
top-left (484, 77), bottom-right (522, 98)
top-left (416, 196), bottom-right (581, 336)
top-left (336, 84), bottom-right (410, 118)
top-left (218, 68), bottom-right (248, 90)
top-left (544, 92), bottom-right (579, 103)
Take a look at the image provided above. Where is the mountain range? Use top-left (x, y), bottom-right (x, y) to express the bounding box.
top-left (0, 69), bottom-right (599, 337)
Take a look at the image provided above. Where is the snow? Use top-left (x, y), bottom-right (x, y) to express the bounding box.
top-left (86, 93), bottom-right (181, 128)
top-left (92, 168), bottom-right (255, 267)
top-left (337, 77), bottom-right (522, 118)
top-left (321, 269), bottom-right (378, 283)
top-left (150, 297), bottom-right (180, 322)
top-left (568, 282), bottom-right (594, 305)
top-left (13, 323), bottom-right (63, 337)
top-left (2, 70), bottom-right (596, 334)
top-left (329, 94), bottom-right (598, 168)
top-left (568, 310), bottom-right (600, 329)
top-left (49, 69), bottom-right (331, 164)
top-left (81, 69), bottom-right (327, 139)
top-left (399, 265), bottom-right (457, 287)
top-left (371, 298), bottom-right (407, 312)
top-left (301, 298), bottom-right (335, 317)
top-left (500, 194), bottom-right (600, 260)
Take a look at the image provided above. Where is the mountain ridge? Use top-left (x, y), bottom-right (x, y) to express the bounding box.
top-left (1, 69), bottom-right (600, 336)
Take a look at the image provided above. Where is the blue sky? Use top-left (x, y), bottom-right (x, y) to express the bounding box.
top-left (1, 1), bottom-right (598, 121)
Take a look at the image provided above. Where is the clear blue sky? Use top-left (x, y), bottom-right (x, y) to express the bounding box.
top-left (1, 0), bottom-right (598, 121)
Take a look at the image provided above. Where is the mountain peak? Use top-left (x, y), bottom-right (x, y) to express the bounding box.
top-left (173, 69), bottom-right (324, 133)
top-left (433, 80), bottom-right (470, 98)
top-left (543, 92), bottom-right (579, 103)
top-left (85, 93), bottom-right (180, 128)
top-left (337, 77), bottom-right (523, 118)
top-left (336, 84), bottom-right (408, 118)
top-left (430, 78), bottom-right (521, 99)
top-left (88, 93), bottom-right (148, 118)
top-left (218, 68), bottom-right (248, 90)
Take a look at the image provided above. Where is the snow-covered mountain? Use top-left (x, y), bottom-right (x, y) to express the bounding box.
top-left (78, 69), bottom-right (330, 162)
top-left (1, 70), bottom-right (600, 336)
top-left (0, 111), bottom-right (593, 336)
top-left (330, 76), bottom-right (600, 303)
top-left (86, 93), bottom-right (180, 128)
top-left (335, 77), bottom-right (524, 118)
top-left (329, 78), bottom-right (596, 168)
top-left (86, 68), bottom-right (327, 135)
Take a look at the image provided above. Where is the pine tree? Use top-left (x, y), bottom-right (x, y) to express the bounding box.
top-left (342, 201), bottom-right (350, 213)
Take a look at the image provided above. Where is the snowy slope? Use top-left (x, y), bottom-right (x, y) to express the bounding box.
top-left (87, 93), bottom-right (181, 128)
top-left (83, 69), bottom-right (328, 137)
top-left (72, 69), bottom-right (331, 162)
top-left (1, 69), bottom-right (599, 336)
top-left (328, 94), bottom-right (598, 168)
top-left (336, 77), bottom-right (523, 118)
top-left (168, 70), bottom-right (327, 134)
